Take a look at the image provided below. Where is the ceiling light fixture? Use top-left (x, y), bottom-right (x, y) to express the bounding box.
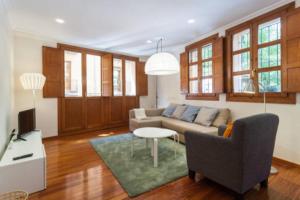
top-left (187, 19), bottom-right (195, 24)
top-left (145, 38), bottom-right (179, 76)
top-left (55, 18), bottom-right (65, 24)
top-left (146, 40), bottom-right (153, 44)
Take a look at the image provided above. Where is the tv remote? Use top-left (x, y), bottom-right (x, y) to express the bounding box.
top-left (13, 153), bottom-right (33, 161)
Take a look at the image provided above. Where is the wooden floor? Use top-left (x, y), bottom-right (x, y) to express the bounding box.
top-left (29, 127), bottom-right (300, 200)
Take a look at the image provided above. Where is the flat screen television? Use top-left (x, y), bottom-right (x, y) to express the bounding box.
top-left (17, 108), bottom-right (36, 141)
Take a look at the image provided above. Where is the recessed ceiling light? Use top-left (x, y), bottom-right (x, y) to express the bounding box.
top-left (55, 18), bottom-right (65, 24)
top-left (187, 19), bottom-right (195, 24)
top-left (146, 40), bottom-right (153, 44)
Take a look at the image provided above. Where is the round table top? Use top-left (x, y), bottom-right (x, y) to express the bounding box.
top-left (133, 127), bottom-right (177, 138)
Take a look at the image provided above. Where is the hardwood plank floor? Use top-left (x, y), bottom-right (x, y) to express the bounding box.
top-left (29, 127), bottom-right (300, 200)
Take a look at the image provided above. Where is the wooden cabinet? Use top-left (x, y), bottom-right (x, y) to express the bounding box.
top-left (283, 7), bottom-right (300, 92)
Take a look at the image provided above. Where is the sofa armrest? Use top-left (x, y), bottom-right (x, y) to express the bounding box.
top-left (218, 125), bottom-right (227, 136)
top-left (129, 108), bottom-right (165, 119)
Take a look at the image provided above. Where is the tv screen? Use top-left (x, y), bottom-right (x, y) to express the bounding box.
top-left (18, 108), bottom-right (36, 136)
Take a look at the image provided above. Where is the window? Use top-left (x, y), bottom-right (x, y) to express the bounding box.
top-left (226, 9), bottom-right (296, 104)
top-left (125, 60), bottom-right (136, 96)
top-left (86, 54), bottom-right (101, 96)
top-left (64, 51), bottom-right (82, 97)
top-left (113, 58), bottom-right (123, 96)
top-left (184, 34), bottom-right (223, 100)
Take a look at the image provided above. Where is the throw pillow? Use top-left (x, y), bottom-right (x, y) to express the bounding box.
top-left (180, 105), bottom-right (201, 122)
top-left (161, 104), bottom-right (177, 117)
top-left (223, 122), bottom-right (234, 138)
top-left (212, 108), bottom-right (231, 127)
top-left (171, 105), bottom-right (187, 119)
top-left (194, 107), bottom-right (219, 126)
top-left (134, 108), bottom-right (147, 120)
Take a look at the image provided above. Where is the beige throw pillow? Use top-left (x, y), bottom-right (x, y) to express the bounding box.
top-left (194, 107), bottom-right (219, 126)
top-left (171, 105), bottom-right (187, 119)
top-left (212, 108), bottom-right (231, 127)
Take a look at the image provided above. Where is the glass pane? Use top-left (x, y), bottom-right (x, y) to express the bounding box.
top-left (258, 18), bottom-right (281, 44)
top-left (233, 74), bottom-right (250, 93)
top-left (233, 29), bottom-right (250, 51)
top-left (202, 78), bottom-right (213, 93)
top-left (86, 54), bottom-right (101, 96)
top-left (125, 60), bottom-right (136, 96)
top-left (113, 58), bottom-right (123, 96)
top-left (64, 51), bottom-right (82, 97)
top-left (258, 44), bottom-right (281, 68)
top-left (202, 61), bottom-right (212, 76)
top-left (233, 51), bottom-right (250, 72)
top-left (189, 80), bottom-right (198, 94)
top-left (189, 49), bottom-right (198, 63)
top-left (189, 64), bottom-right (198, 78)
top-left (258, 70), bottom-right (281, 92)
top-left (202, 43), bottom-right (212, 60)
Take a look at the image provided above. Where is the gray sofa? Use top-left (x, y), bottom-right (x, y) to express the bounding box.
top-left (129, 107), bottom-right (231, 142)
top-left (185, 113), bottom-right (279, 199)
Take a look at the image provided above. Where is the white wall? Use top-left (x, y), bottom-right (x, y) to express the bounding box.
top-left (13, 34), bottom-right (156, 138)
top-left (157, 1), bottom-right (300, 165)
top-left (13, 35), bottom-right (58, 138)
top-left (0, 0), bottom-right (13, 156)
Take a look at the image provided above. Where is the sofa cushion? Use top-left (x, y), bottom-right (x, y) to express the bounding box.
top-left (180, 105), bottom-right (200, 122)
top-left (161, 104), bottom-right (177, 117)
top-left (212, 108), bottom-right (231, 127)
top-left (194, 107), bottom-right (219, 126)
top-left (161, 117), bottom-right (218, 136)
top-left (171, 105), bottom-right (187, 119)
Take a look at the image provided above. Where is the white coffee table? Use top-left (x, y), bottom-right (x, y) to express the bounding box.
top-left (131, 127), bottom-right (179, 167)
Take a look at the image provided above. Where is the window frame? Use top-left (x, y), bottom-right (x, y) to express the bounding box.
top-left (113, 55), bottom-right (138, 97)
top-left (185, 34), bottom-right (220, 101)
top-left (226, 8), bottom-right (296, 104)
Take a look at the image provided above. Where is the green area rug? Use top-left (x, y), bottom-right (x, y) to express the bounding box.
top-left (90, 133), bottom-right (188, 197)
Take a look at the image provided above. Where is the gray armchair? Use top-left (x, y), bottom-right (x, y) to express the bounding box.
top-left (185, 113), bottom-right (279, 199)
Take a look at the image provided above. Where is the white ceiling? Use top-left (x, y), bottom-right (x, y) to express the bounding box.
top-left (5, 0), bottom-right (286, 56)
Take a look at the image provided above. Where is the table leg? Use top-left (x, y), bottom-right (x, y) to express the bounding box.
top-left (173, 134), bottom-right (176, 158)
top-left (146, 138), bottom-right (149, 148)
top-left (151, 139), bottom-right (154, 157)
top-left (153, 138), bottom-right (158, 167)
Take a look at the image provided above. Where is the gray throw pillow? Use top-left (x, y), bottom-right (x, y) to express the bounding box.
top-left (161, 104), bottom-right (177, 117)
top-left (180, 105), bottom-right (201, 122)
top-left (171, 105), bottom-right (187, 119)
top-left (194, 107), bottom-right (219, 126)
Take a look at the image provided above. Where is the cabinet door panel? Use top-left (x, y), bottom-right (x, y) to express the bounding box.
top-left (86, 98), bottom-right (102, 129)
top-left (110, 97), bottom-right (124, 124)
top-left (61, 98), bottom-right (85, 132)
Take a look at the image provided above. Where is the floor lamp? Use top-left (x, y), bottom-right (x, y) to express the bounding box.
top-left (243, 78), bottom-right (278, 175)
top-left (20, 73), bottom-right (46, 108)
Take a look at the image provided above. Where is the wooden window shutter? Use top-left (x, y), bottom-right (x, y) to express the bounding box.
top-left (283, 7), bottom-right (300, 92)
top-left (42, 46), bottom-right (63, 98)
top-left (213, 37), bottom-right (224, 93)
top-left (101, 53), bottom-right (113, 96)
top-left (136, 61), bottom-right (148, 96)
top-left (180, 52), bottom-right (188, 94)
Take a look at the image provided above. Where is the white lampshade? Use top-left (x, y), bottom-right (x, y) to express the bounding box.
top-left (20, 73), bottom-right (46, 90)
top-left (145, 52), bottom-right (179, 75)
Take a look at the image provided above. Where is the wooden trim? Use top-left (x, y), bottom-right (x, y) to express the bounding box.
top-left (273, 156), bottom-right (300, 168)
top-left (186, 93), bottom-right (219, 101)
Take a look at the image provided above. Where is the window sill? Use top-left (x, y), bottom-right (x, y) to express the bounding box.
top-left (186, 93), bottom-right (219, 101)
top-left (226, 93), bottom-right (296, 104)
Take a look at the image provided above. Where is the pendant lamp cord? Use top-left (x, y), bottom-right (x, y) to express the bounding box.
top-left (156, 38), bottom-right (163, 53)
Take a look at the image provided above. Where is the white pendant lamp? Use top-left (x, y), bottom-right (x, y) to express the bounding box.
top-left (145, 39), bottom-right (179, 75)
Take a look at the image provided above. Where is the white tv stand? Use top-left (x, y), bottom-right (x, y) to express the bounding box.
top-left (0, 130), bottom-right (46, 194)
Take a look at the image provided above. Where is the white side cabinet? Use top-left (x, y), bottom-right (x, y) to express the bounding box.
top-left (0, 130), bottom-right (46, 194)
